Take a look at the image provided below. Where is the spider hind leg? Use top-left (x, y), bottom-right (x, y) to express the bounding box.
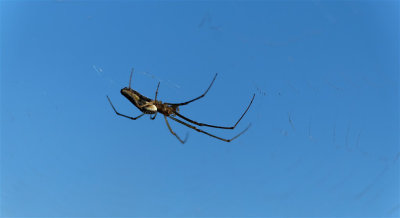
top-left (164, 115), bottom-right (189, 143)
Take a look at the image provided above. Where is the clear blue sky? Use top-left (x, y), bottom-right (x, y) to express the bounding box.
top-left (1, 0), bottom-right (399, 217)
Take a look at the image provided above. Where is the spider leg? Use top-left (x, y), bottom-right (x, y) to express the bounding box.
top-left (164, 115), bottom-right (189, 144)
top-left (150, 82), bottom-right (161, 120)
top-left (128, 68), bottom-right (134, 89)
top-left (166, 73), bottom-right (217, 106)
top-left (107, 96), bottom-right (144, 120)
top-left (168, 116), bottom-right (251, 142)
top-left (173, 94), bottom-right (255, 129)
top-left (154, 82), bottom-right (160, 101)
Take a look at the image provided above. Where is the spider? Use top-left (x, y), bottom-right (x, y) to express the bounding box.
top-left (106, 69), bottom-right (255, 143)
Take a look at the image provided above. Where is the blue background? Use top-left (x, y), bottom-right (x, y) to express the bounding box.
top-left (1, 0), bottom-right (399, 217)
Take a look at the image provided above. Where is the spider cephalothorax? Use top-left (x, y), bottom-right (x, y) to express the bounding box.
top-left (107, 68), bottom-right (255, 143)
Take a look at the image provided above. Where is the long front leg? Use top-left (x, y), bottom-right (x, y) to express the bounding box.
top-left (168, 116), bottom-right (251, 142)
top-left (173, 94), bottom-right (255, 129)
top-left (166, 73), bottom-right (217, 106)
